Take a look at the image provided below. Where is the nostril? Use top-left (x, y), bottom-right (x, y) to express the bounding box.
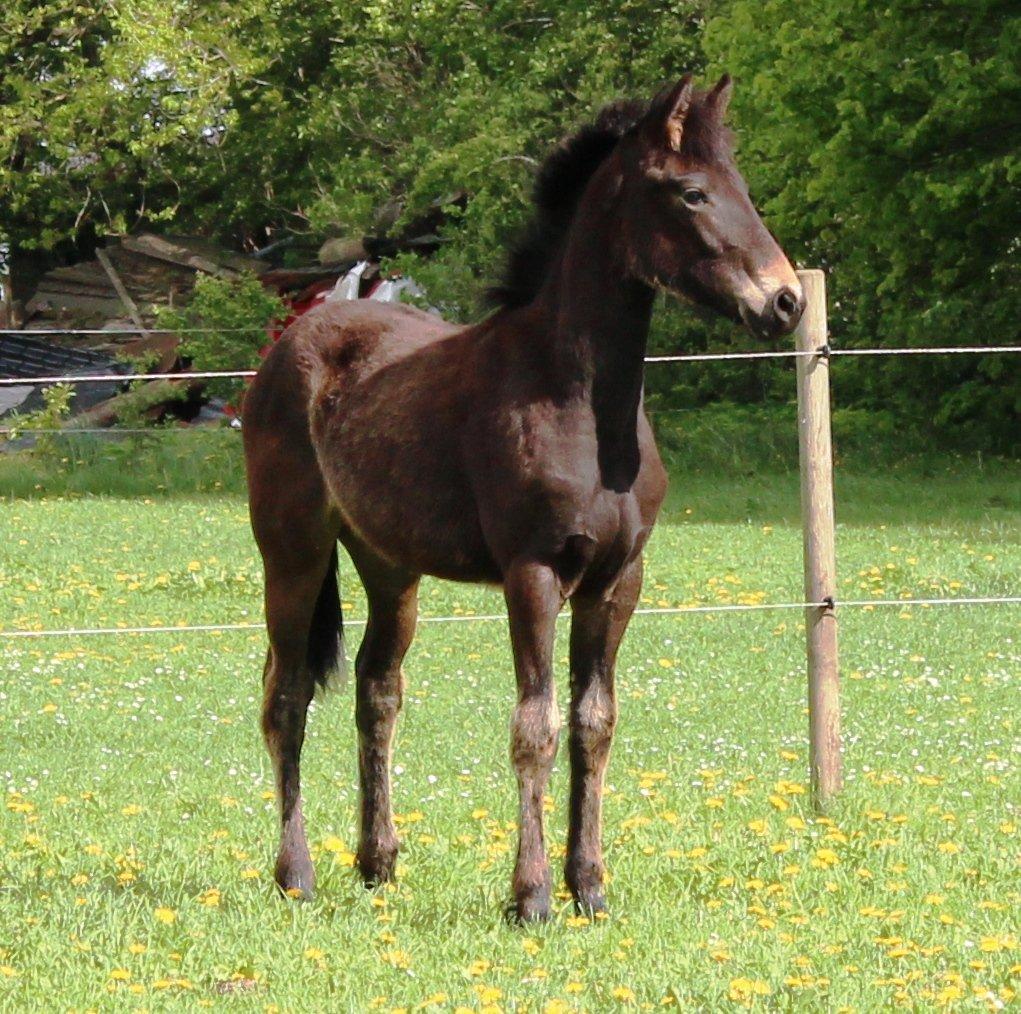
top-left (774, 287), bottom-right (799, 320)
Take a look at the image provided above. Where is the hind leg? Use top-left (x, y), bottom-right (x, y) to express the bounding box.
top-left (243, 339), bottom-right (345, 898)
top-left (260, 538), bottom-right (339, 899)
top-left (348, 545), bottom-right (419, 885)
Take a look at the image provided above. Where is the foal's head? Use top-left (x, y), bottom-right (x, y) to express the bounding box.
top-left (616, 74), bottom-right (804, 338)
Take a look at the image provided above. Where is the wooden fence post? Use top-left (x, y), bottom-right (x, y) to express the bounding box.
top-left (795, 268), bottom-right (842, 809)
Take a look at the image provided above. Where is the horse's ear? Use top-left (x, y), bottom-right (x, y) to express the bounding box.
top-left (646, 74), bottom-right (694, 151)
top-left (705, 73), bottom-right (733, 119)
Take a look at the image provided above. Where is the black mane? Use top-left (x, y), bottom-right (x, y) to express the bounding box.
top-left (486, 99), bottom-right (647, 311)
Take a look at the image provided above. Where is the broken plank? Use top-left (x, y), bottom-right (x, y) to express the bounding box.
top-left (119, 234), bottom-right (239, 278)
top-left (96, 248), bottom-right (149, 335)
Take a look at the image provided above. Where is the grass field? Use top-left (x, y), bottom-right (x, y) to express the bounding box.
top-left (0, 460), bottom-right (1018, 1011)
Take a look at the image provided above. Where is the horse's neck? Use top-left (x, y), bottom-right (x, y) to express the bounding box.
top-left (539, 214), bottom-right (655, 491)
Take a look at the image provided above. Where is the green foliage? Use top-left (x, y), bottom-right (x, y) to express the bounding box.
top-left (2, 1), bottom-right (1017, 450)
top-left (3, 383), bottom-right (75, 459)
top-left (2, 408), bottom-right (1016, 503)
top-left (154, 273), bottom-right (283, 400)
top-left (701, 0), bottom-right (1021, 452)
top-left (0, 2), bottom-right (260, 250)
top-left (0, 1), bottom-right (705, 257)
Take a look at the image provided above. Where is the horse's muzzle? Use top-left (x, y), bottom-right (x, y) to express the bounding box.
top-left (740, 285), bottom-right (805, 339)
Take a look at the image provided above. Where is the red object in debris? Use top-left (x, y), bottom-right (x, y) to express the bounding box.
top-left (261, 277), bottom-right (338, 356)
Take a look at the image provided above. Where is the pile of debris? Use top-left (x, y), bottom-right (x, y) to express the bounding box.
top-left (1, 234), bottom-right (269, 426)
top-left (0, 333), bottom-right (128, 419)
top-left (25, 233), bottom-right (265, 328)
top-left (1, 225), bottom-right (444, 430)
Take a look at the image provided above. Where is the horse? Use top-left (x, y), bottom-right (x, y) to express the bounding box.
top-left (242, 73), bottom-right (805, 922)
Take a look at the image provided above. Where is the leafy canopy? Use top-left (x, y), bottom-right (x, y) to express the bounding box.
top-left (2, 0), bottom-right (1017, 450)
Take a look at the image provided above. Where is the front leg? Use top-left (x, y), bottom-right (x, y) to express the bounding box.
top-left (566, 557), bottom-right (642, 913)
top-left (504, 560), bottom-right (563, 922)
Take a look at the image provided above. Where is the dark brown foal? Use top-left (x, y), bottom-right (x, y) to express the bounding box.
top-left (243, 73), bottom-right (804, 919)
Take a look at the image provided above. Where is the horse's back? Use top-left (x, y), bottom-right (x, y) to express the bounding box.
top-left (292, 299), bottom-right (459, 379)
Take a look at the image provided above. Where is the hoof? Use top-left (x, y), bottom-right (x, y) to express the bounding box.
top-left (507, 887), bottom-right (552, 924)
top-left (357, 846), bottom-right (398, 887)
top-left (572, 889), bottom-right (607, 917)
top-left (274, 856), bottom-right (315, 901)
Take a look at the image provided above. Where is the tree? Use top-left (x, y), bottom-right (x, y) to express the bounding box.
top-left (2, 1), bottom-right (707, 276)
top-left (701, 0), bottom-right (1021, 451)
top-left (4, 1), bottom-right (1017, 450)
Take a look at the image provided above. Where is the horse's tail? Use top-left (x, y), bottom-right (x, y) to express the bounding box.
top-left (306, 543), bottom-right (347, 690)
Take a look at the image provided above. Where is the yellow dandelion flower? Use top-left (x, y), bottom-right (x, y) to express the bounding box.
top-left (811, 848), bottom-right (840, 868)
top-left (381, 949), bottom-right (411, 969)
top-left (728, 978), bottom-right (771, 1004)
top-left (474, 985), bottom-right (503, 1004)
top-left (611, 985), bottom-right (636, 1002)
top-left (198, 888), bottom-right (221, 907)
top-left (154, 907), bottom-right (177, 924)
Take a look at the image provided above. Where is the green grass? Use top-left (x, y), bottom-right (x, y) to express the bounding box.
top-left (0, 465), bottom-right (1018, 1011)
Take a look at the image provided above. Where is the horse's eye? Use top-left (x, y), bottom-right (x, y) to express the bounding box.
top-left (682, 188), bottom-right (708, 207)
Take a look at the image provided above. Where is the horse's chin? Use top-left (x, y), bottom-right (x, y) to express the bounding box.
top-left (739, 302), bottom-right (777, 340)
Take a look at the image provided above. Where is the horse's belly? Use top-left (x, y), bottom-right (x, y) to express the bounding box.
top-left (319, 431), bottom-right (499, 583)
